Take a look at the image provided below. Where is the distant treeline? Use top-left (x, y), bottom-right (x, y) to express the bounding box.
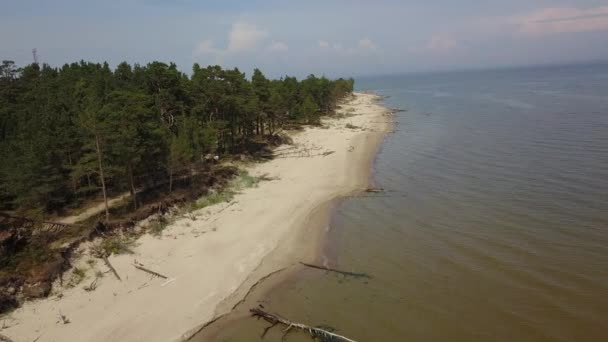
top-left (0, 60), bottom-right (354, 215)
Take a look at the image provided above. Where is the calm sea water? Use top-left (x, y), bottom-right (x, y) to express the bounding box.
top-left (212, 63), bottom-right (608, 341)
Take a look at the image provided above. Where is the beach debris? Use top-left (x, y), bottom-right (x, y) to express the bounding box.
top-left (365, 188), bottom-right (384, 193)
top-left (1, 319), bottom-right (17, 330)
top-left (133, 264), bottom-right (168, 279)
top-left (272, 146), bottom-right (297, 154)
top-left (257, 173), bottom-right (280, 182)
top-left (0, 333), bottom-right (15, 342)
top-left (137, 281), bottom-right (151, 290)
top-left (83, 277), bottom-right (99, 292)
top-left (251, 307), bottom-right (358, 342)
top-left (273, 145), bottom-right (337, 159)
top-left (299, 262), bottom-right (371, 279)
top-left (160, 278), bottom-right (176, 287)
top-left (58, 312), bottom-right (70, 324)
top-left (260, 321), bottom-right (278, 338)
top-left (102, 256), bottom-right (121, 281)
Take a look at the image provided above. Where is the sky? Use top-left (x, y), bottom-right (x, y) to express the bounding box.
top-left (2, 0), bottom-right (608, 78)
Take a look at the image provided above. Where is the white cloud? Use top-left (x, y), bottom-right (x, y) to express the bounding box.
top-left (267, 40), bottom-right (289, 52)
top-left (332, 43), bottom-right (356, 55)
top-left (358, 38), bottom-right (377, 50)
top-left (195, 22), bottom-right (269, 57)
top-left (194, 39), bottom-right (220, 55)
top-left (227, 22), bottom-right (268, 53)
top-left (514, 6), bottom-right (608, 35)
top-left (318, 40), bottom-right (376, 55)
top-left (426, 35), bottom-right (457, 51)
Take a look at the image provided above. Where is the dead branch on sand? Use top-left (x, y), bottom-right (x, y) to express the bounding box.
top-left (275, 150), bottom-right (336, 159)
top-left (251, 308), bottom-right (358, 342)
top-left (299, 262), bottom-right (371, 279)
top-left (83, 277), bottom-right (99, 292)
top-left (257, 173), bottom-right (280, 182)
top-left (102, 256), bottom-right (121, 281)
top-left (133, 264), bottom-right (168, 279)
top-left (58, 312), bottom-right (70, 324)
top-left (0, 333), bottom-right (15, 342)
top-left (1, 320), bottom-right (17, 330)
top-left (272, 146), bottom-right (297, 154)
top-left (273, 145), bottom-right (339, 159)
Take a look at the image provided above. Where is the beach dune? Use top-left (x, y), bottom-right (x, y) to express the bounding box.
top-left (3, 93), bottom-right (390, 342)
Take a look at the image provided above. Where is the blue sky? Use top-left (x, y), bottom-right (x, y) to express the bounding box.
top-left (2, 0), bottom-right (608, 77)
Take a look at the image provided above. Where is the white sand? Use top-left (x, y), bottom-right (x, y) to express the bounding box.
top-left (3, 93), bottom-right (391, 342)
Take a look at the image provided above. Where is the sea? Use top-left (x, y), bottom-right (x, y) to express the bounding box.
top-left (208, 63), bottom-right (608, 341)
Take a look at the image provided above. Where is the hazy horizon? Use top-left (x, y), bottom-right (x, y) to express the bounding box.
top-left (3, 0), bottom-right (608, 78)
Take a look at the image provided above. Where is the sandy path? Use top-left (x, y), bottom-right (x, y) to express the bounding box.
top-left (3, 93), bottom-right (391, 342)
top-left (58, 193), bottom-right (130, 224)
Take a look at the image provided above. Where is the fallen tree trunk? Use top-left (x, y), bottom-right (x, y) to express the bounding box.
top-left (300, 262), bottom-right (371, 279)
top-left (250, 308), bottom-right (357, 342)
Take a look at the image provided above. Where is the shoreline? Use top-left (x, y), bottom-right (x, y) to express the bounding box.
top-left (2, 92), bottom-right (392, 342)
top-left (189, 93), bottom-right (392, 341)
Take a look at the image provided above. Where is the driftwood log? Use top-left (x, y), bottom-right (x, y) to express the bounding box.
top-left (365, 188), bottom-right (384, 193)
top-left (251, 308), bottom-right (357, 342)
top-left (300, 262), bottom-right (371, 279)
top-left (133, 264), bottom-right (168, 279)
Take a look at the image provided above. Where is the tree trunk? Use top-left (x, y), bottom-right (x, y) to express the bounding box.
top-left (168, 164), bottom-right (173, 193)
top-left (95, 133), bottom-right (110, 222)
top-left (269, 116), bottom-right (275, 135)
top-left (190, 165), bottom-right (195, 187)
top-left (127, 161), bottom-right (137, 210)
top-left (67, 151), bottom-right (78, 195)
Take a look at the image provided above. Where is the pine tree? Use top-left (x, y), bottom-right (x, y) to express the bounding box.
top-left (0, 60), bottom-right (355, 216)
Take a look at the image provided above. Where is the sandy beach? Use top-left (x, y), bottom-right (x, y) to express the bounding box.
top-left (2, 92), bottom-right (391, 342)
